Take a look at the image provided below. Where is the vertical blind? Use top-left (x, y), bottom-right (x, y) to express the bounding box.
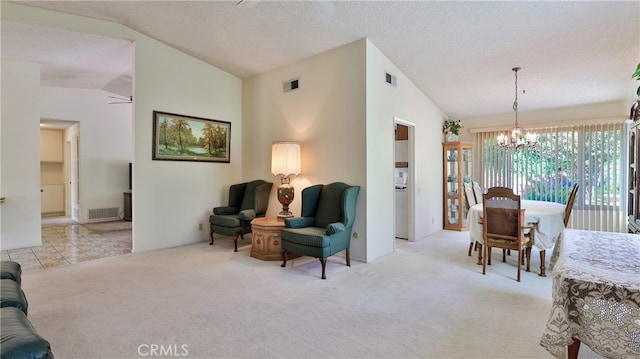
top-left (476, 122), bottom-right (627, 232)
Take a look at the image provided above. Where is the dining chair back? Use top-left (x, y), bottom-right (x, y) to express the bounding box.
top-left (464, 182), bottom-right (479, 256)
top-left (472, 181), bottom-right (483, 204)
top-left (564, 184), bottom-right (579, 227)
top-left (482, 186), bottom-right (532, 282)
top-left (463, 182), bottom-right (477, 209)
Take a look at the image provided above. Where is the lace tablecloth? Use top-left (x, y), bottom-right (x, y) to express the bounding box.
top-left (540, 229), bottom-right (640, 358)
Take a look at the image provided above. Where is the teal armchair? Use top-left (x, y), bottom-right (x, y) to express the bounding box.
top-left (209, 180), bottom-right (273, 252)
top-left (280, 182), bottom-right (360, 279)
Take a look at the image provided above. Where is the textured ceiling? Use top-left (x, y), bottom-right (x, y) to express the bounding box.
top-left (2, 1), bottom-right (639, 119)
top-left (2, 21), bottom-right (134, 97)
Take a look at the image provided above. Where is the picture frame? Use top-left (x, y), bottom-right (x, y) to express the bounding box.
top-left (152, 111), bottom-right (231, 163)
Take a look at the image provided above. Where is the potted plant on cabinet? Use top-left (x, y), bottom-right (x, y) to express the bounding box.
top-left (443, 119), bottom-right (463, 142)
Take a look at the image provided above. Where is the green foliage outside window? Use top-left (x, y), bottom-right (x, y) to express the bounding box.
top-left (483, 125), bottom-right (623, 208)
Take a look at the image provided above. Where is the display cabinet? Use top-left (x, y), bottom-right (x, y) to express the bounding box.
top-left (443, 141), bottom-right (474, 231)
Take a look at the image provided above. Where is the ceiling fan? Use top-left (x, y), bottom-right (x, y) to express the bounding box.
top-left (108, 95), bottom-right (133, 104)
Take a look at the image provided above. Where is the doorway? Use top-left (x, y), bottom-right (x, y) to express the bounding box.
top-left (40, 120), bottom-right (79, 221)
top-left (394, 117), bottom-right (416, 245)
top-left (40, 126), bottom-right (66, 218)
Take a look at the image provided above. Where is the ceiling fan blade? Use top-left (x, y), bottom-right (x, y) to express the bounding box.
top-left (236, 0), bottom-right (260, 9)
top-left (108, 95), bottom-right (133, 104)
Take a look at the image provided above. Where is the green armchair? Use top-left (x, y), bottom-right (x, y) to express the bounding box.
top-left (209, 180), bottom-right (273, 252)
top-left (280, 182), bottom-right (360, 279)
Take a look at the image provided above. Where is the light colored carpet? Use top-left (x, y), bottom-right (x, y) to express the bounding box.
top-left (21, 230), bottom-right (601, 359)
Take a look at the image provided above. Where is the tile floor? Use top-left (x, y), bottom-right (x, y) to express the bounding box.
top-left (1, 217), bottom-right (132, 273)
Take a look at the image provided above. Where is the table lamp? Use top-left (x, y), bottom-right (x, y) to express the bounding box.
top-left (271, 141), bottom-right (301, 218)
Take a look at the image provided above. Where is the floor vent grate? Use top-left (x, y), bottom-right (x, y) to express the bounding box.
top-left (88, 207), bottom-right (119, 221)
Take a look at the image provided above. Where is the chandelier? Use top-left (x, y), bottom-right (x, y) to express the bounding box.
top-left (497, 67), bottom-right (538, 149)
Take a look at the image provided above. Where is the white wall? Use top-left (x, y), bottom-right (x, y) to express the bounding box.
top-left (365, 40), bottom-right (446, 260)
top-left (243, 39), bottom-right (447, 263)
top-left (1, 61), bottom-right (42, 250)
top-left (132, 34), bottom-right (242, 253)
top-left (40, 87), bottom-right (133, 223)
top-left (242, 40), bottom-right (368, 260)
top-left (2, 3), bottom-right (243, 253)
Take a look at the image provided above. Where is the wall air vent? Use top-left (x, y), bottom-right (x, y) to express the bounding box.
top-left (88, 207), bottom-right (119, 221)
top-left (283, 78), bottom-right (300, 93)
top-left (386, 72), bottom-right (397, 87)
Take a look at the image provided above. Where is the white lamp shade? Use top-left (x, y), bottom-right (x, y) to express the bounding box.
top-left (271, 141), bottom-right (301, 176)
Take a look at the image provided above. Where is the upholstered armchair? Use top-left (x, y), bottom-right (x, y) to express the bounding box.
top-left (209, 180), bottom-right (273, 252)
top-left (280, 182), bottom-right (360, 279)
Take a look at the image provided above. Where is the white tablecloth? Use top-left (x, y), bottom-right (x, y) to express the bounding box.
top-left (540, 229), bottom-right (640, 358)
top-left (468, 200), bottom-right (566, 250)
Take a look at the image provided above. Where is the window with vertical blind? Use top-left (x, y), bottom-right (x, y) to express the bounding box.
top-left (476, 122), bottom-right (627, 232)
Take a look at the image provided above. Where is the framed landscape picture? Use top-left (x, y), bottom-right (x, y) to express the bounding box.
top-left (152, 111), bottom-right (231, 163)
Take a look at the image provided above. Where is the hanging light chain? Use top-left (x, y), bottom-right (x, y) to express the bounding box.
top-left (496, 66), bottom-right (538, 149)
top-left (512, 67), bottom-right (520, 127)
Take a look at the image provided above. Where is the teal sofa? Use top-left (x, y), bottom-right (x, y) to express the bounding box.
top-left (280, 182), bottom-right (360, 279)
top-left (0, 261), bottom-right (53, 359)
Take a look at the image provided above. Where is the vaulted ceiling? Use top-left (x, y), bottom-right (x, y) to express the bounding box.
top-left (2, 1), bottom-right (638, 119)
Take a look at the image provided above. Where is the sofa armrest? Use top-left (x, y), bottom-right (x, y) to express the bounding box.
top-left (0, 307), bottom-right (53, 359)
top-left (213, 206), bottom-right (239, 215)
top-left (285, 217), bottom-right (315, 228)
top-left (326, 222), bottom-right (346, 235)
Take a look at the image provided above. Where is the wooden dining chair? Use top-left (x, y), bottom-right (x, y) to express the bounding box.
top-left (464, 182), bottom-right (477, 210)
top-left (468, 181), bottom-right (491, 257)
top-left (464, 183), bottom-right (478, 256)
top-left (478, 188), bottom-right (536, 264)
top-left (472, 181), bottom-right (483, 204)
top-left (537, 183), bottom-right (579, 277)
top-left (481, 187), bottom-right (532, 282)
top-left (564, 184), bottom-right (579, 226)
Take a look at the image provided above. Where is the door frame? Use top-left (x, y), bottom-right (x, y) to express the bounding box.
top-left (394, 117), bottom-right (416, 243)
top-left (65, 140), bottom-right (71, 216)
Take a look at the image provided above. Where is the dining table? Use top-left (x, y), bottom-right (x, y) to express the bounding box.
top-left (539, 229), bottom-right (640, 359)
top-left (468, 199), bottom-right (566, 276)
